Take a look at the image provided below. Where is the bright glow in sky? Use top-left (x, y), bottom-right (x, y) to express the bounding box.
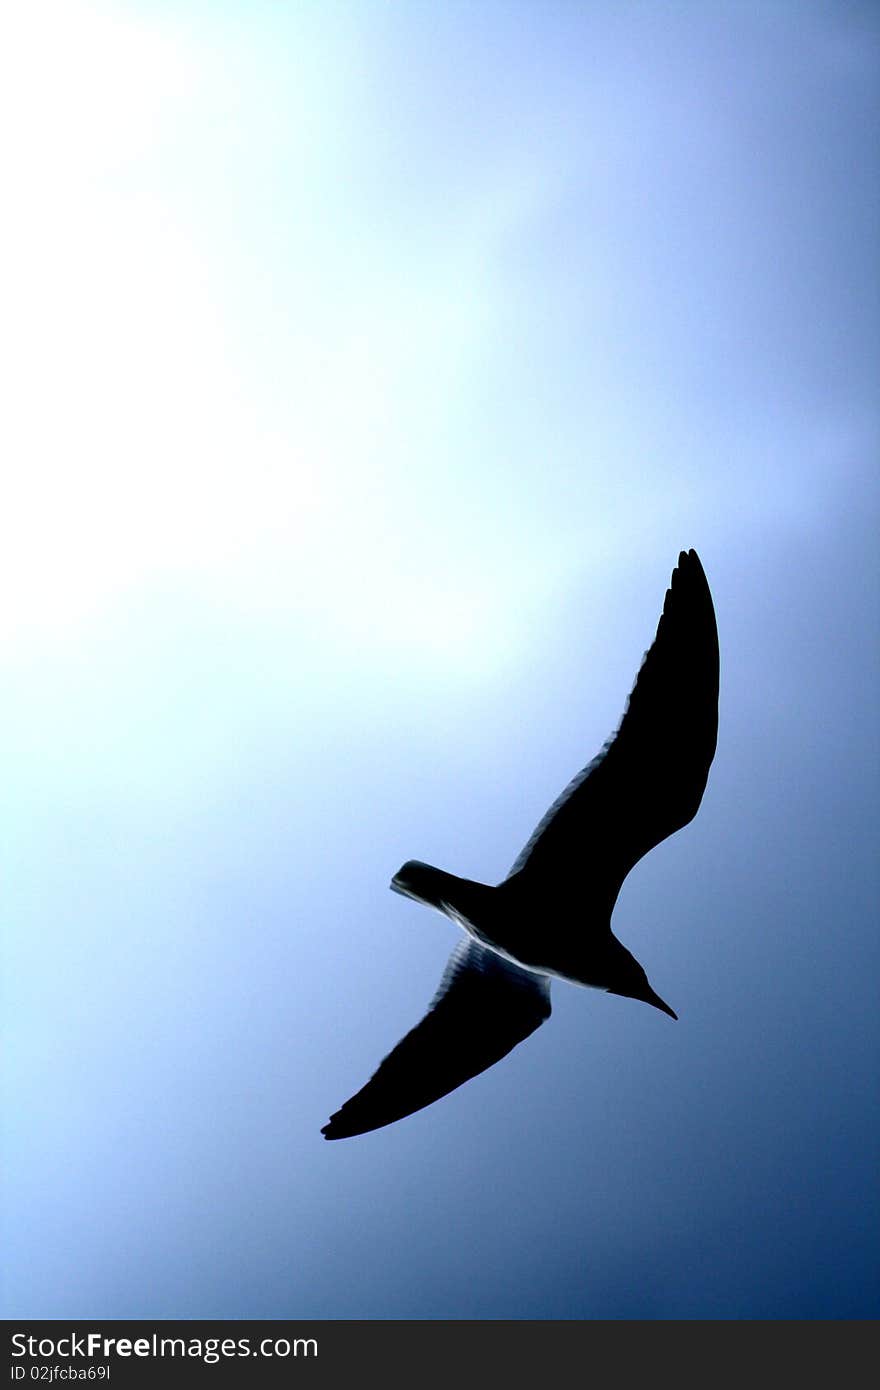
top-left (2, 1), bottom-right (524, 663)
top-left (3, 0), bottom-right (878, 1320)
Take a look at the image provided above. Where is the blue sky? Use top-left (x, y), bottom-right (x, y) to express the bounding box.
top-left (2, 0), bottom-right (878, 1318)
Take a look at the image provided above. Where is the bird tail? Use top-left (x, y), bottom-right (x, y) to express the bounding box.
top-left (390, 860), bottom-right (456, 909)
top-left (390, 861), bottom-right (494, 924)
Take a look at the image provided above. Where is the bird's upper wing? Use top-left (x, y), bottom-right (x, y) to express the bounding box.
top-left (322, 939), bottom-right (551, 1140)
top-left (508, 549), bottom-right (719, 908)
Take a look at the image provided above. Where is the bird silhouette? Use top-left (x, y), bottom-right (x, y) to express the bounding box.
top-left (322, 549), bottom-right (719, 1139)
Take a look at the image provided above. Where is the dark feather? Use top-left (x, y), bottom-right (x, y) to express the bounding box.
top-left (322, 940), bottom-right (550, 1140)
top-left (508, 550), bottom-right (719, 908)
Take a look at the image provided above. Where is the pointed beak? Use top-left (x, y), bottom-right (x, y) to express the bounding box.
top-left (646, 987), bottom-right (678, 1020)
top-left (608, 982), bottom-right (679, 1019)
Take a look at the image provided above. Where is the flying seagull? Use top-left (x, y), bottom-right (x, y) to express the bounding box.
top-left (323, 549), bottom-right (719, 1140)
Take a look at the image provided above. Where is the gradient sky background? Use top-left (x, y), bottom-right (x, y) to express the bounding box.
top-left (3, 1), bottom-right (878, 1319)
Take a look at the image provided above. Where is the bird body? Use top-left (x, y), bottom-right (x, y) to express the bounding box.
top-left (392, 861), bottom-right (675, 1010)
top-left (323, 550), bottom-right (718, 1140)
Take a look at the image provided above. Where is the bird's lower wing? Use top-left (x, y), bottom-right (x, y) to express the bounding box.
top-left (321, 940), bottom-right (551, 1140)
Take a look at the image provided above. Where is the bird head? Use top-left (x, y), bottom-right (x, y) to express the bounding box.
top-left (605, 943), bottom-right (678, 1020)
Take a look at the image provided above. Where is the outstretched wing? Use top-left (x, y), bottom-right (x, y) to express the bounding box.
top-left (322, 939), bottom-right (551, 1140)
top-left (508, 549), bottom-right (719, 907)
